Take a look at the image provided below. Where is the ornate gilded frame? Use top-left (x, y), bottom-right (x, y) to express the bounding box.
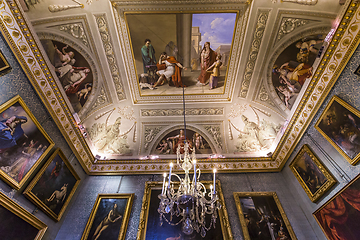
top-left (0, 95), bottom-right (54, 190)
top-left (289, 145), bottom-right (336, 202)
top-left (233, 192), bottom-right (297, 240)
top-left (0, 48), bottom-right (10, 75)
top-left (137, 180), bottom-right (233, 240)
top-left (0, 191), bottom-right (47, 239)
top-left (23, 148), bottom-right (81, 221)
top-left (81, 193), bottom-right (134, 240)
top-left (315, 95), bottom-right (360, 165)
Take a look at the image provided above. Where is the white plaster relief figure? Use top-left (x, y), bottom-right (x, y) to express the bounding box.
top-left (229, 105), bottom-right (281, 153)
top-left (89, 108), bottom-right (135, 155)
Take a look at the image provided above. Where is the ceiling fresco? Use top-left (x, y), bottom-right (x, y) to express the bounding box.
top-left (2, 0), bottom-right (357, 174)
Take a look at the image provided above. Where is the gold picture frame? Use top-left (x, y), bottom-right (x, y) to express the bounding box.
top-left (0, 49), bottom-right (10, 75)
top-left (0, 95), bottom-right (54, 190)
top-left (234, 192), bottom-right (297, 240)
top-left (0, 191), bottom-right (47, 239)
top-left (315, 95), bottom-right (360, 165)
top-left (136, 180), bottom-right (233, 240)
top-left (81, 193), bottom-right (134, 240)
top-left (313, 173), bottom-right (360, 240)
top-left (23, 148), bottom-right (81, 221)
top-left (289, 145), bottom-right (336, 202)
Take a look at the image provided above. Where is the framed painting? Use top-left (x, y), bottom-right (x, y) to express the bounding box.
top-left (23, 148), bottom-right (80, 221)
top-left (125, 12), bottom-right (237, 96)
top-left (0, 95), bottom-right (54, 190)
top-left (354, 64), bottom-right (360, 76)
top-left (289, 144), bottom-right (336, 202)
top-left (315, 95), bottom-right (360, 165)
top-left (136, 180), bottom-right (233, 240)
top-left (0, 49), bottom-right (10, 75)
top-left (313, 174), bottom-right (360, 240)
top-left (81, 193), bottom-right (134, 240)
top-left (233, 192), bottom-right (297, 240)
top-left (0, 191), bottom-right (47, 240)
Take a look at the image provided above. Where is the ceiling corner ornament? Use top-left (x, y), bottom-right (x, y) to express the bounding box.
top-left (144, 126), bottom-right (162, 150)
top-left (55, 23), bottom-right (89, 48)
top-left (87, 85), bottom-right (110, 113)
top-left (282, 0), bottom-right (318, 5)
top-left (239, 10), bottom-right (270, 98)
top-left (204, 125), bottom-right (223, 150)
top-left (95, 14), bottom-right (126, 101)
top-left (273, 1), bottom-right (360, 169)
top-left (257, 84), bottom-right (276, 107)
top-left (0, 0), bottom-right (93, 171)
top-left (277, 18), bottom-right (313, 41)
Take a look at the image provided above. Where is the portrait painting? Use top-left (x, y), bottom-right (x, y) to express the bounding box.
top-left (289, 145), bottom-right (336, 202)
top-left (272, 34), bottom-right (324, 109)
top-left (314, 174), bottom-right (360, 240)
top-left (137, 181), bottom-right (233, 240)
top-left (233, 192), bottom-right (297, 240)
top-left (23, 148), bottom-right (80, 221)
top-left (0, 191), bottom-right (47, 240)
top-left (40, 39), bottom-right (93, 112)
top-left (0, 49), bottom-right (10, 76)
top-left (153, 129), bottom-right (213, 155)
top-left (0, 95), bottom-right (54, 190)
top-left (125, 12), bottom-right (237, 95)
top-left (315, 95), bottom-right (360, 165)
top-left (81, 194), bottom-right (134, 240)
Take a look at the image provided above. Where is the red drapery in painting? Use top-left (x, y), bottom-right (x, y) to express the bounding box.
top-left (315, 187), bottom-right (360, 240)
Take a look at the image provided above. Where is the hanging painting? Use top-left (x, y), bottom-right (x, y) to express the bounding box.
top-left (315, 95), bottom-right (360, 165)
top-left (81, 194), bottom-right (134, 240)
top-left (0, 95), bottom-right (54, 190)
top-left (234, 192), bottom-right (297, 240)
top-left (0, 191), bottom-right (47, 240)
top-left (289, 144), bottom-right (336, 202)
top-left (126, 12), bottom-right (237, 95)
top-left (137, 181), bottom-right (233, 240)
top-left (23, 148), bottom-right (80, 221)
top-left (40, 40), bottom-right (93, 112)
top-left (0, 49), bottom-right (10, 76)
top-left (314, 174), bottom-right (360, 240)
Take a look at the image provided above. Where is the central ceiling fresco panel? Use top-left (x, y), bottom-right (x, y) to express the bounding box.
top-left (126, 12), bottom-right (237, 96)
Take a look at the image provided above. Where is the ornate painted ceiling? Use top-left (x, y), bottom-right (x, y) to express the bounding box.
top-left (1, 0), bottom-right (359, 174)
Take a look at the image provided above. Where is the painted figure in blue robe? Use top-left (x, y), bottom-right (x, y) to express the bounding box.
top-left (141, 39), bottom-right (156, 73)
top-left (0, 115), bottom-right (27, 150)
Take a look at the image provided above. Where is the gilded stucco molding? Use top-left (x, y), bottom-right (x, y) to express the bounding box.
top-left (204, 125), bottom-right (223, 150)
top-left (87, 85), bottom-right (110, 114)
top-left (239, 10), bottom-right (270, 98)
top-left (273, 1), bottom-right (360, 169)
top-left (95, 14), bottom-right (126, 102)
top-left (276, 18), bottom-right (315, 41)
top-left (0, 0), bottom-right (93, 172)
top-left (282, 0), bottom-right (318, 5)
top-left (112, 1), bottom-right (250, 104)
top-left (144, 126), bottom-right (162, 150)
top-left (53, 23), bottom-right (89, 48)
top-left (257, 83), bottom-right (276, 107)
top-left (141, 108), bottom-right (224, 117)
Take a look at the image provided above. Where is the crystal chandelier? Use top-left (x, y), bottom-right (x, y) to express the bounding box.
top-left (157, 84), bottom-right (221, 238)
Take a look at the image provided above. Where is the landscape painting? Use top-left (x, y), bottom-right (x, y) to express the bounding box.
top-left (126, 12), bottom-right (237, 95)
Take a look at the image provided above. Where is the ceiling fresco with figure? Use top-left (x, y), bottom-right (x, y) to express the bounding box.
top-left (5, 0), bottom-right (355, 174)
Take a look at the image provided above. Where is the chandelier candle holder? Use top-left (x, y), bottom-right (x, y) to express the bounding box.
top-left (158, 142), bottom-right (221, 237)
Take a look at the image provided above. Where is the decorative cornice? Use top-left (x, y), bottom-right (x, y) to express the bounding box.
top-left (141, 108), bottom-right (224, 117)
top-left (239, 9), bottom-right (270, 98)
top-left (95, 14), bottom-right (126, 102)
